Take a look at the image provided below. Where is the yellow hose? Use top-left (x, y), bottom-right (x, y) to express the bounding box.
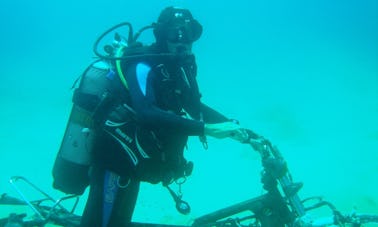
top-left (115, 46), bottom-right (128, 89)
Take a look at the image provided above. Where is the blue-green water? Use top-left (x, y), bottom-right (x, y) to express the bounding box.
top-left (0, 0), bottom-right (377, 225)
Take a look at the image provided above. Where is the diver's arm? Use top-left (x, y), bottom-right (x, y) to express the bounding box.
top-left (200, 104), bottom-right (251, 140)
top-left (125, 62), bottom-right (249, 139)
top-left (182, 99), bottom-right (248, 139)
top-left (181, 98), bottom-right (229, 123)
top-left (126, 62), bottom-right (204, 135)
top-left (200, 103), bottom-right (229, 123)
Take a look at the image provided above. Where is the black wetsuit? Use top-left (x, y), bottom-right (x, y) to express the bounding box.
top-left (80, 55), bottom-right (228, 227)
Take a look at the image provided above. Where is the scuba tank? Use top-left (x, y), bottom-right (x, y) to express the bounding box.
top-left (52, 61), bottom-right (115, 195)
top-left (51, 22), bottom-right (146, 195)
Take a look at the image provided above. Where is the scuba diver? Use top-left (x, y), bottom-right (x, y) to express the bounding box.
top-left (53, 6), bottom-right (258, 227)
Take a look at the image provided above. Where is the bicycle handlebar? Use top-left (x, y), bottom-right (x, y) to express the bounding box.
top-left (238, 132), bottom-right (378, 227)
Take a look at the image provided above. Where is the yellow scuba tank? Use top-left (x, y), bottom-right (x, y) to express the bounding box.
top-left (52, 61), bottom-right (115, 195)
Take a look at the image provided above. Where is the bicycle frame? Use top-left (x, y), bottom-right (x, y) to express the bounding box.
top-left (1, 137), bottom-right (377, 226)
top-left (3, 176), bottom-right (81, 226)
top-left (192, 138), bottom-right (306, 227)
top-left (191, 137), bottom-right (378, 227)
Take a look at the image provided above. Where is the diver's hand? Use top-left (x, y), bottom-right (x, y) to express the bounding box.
top-left (204, 122), bottom-right (249, 142)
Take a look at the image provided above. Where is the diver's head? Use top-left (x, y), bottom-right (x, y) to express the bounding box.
top-left (154, 7), bottom-right (202, 55)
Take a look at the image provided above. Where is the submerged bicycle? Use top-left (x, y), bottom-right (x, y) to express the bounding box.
top-left (1, 132), bottom-right (377, 227)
